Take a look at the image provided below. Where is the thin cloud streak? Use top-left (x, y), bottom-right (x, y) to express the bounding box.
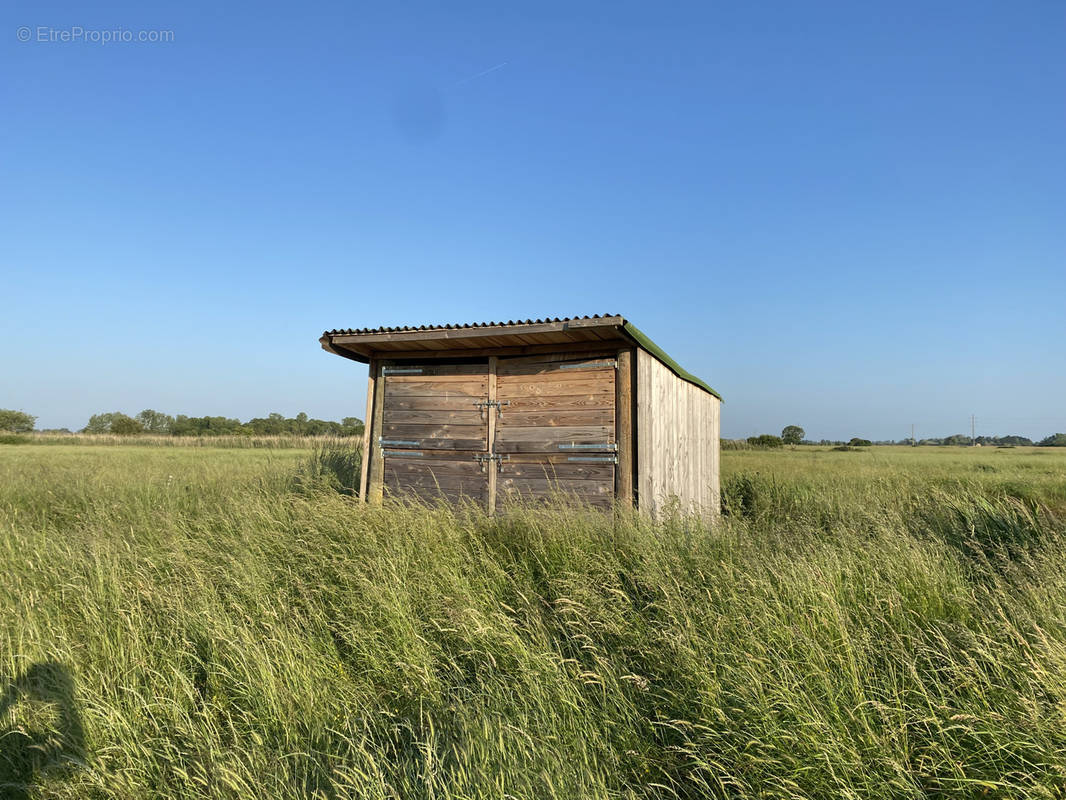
top-left (450, 61), bottom-right (508, 89)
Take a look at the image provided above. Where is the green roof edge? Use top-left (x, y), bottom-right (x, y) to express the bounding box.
top-left (620, 321), bottom-right (723, 402)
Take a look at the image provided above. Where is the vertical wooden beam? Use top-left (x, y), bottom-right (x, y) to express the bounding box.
top-left (615, 348), bottom-right (634, 507)
top-left (367, 358), bottom-right (387, 504)
top-left (487, 356), bottom-right (498, 514)
top-left (358, 360), bottom-right (376, 501)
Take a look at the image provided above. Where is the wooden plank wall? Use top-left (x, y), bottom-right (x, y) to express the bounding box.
top-left (635, 349), bottom-right (720, 518)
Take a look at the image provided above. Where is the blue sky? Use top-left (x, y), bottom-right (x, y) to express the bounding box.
top-left (2, 1), bottom-right (1063, 440)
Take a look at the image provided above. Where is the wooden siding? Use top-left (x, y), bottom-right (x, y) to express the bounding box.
top-left (383, 450), bottom-right (488, 505)
top-left (495, 357), bottom-right (616, 454)
top-left (380, 363), bottom-right (489, 450)
top-left (497, 454), bottom-right (615, 508)
top-left (495, 355), bottom-right (617, 508)
top-left (635, 349), bottom-right (720, 518)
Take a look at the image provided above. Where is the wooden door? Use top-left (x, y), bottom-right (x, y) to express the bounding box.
top-left (380, 363), bottom-right (490, 505)
top-left (494, 356), bottom-right (617, 508)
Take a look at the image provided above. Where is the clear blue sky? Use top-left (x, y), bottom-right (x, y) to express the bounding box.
top-left (2, 1), bottom-right (1063, 441)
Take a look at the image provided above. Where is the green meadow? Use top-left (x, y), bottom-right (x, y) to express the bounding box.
top-left (2, 443), bottom-right (1065, 799)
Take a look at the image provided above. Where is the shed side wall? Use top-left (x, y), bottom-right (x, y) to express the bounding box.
top-left (636, 348), bottom-right (720, 518)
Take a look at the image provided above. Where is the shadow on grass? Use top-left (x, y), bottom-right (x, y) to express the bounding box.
top-left (0, 662), bottom-right (86, 800)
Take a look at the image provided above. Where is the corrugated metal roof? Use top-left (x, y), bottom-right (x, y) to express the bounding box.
top-left (323, 314), bottom-right (620, 337)
top-left (320, 314), bottom-right (721, 400)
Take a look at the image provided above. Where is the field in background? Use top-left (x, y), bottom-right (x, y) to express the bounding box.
top-left (0, 433), bottom-right (350, 448)
top-left (2, 443), bottom-right (1066, 798)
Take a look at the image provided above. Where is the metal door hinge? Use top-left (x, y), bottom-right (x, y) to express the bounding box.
top-left (382, 367), bottom-right (423, 375)
top-left (559, 360), bottom-right (617, 370)
top-left (567, 455), bottom-right (618, 464)
top-left (559, 442), bottom-right (617, 451)
top-left (380, 438), bottom-right (419, 447)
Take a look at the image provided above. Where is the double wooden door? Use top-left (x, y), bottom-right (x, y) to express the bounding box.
top-left (379, 355), bottom-right (618, 509)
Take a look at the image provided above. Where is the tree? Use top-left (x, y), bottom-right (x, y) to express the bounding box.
top-left (848, 437), bottom-right (873, 447)
top-left (83, 412), bottom-right (119, 433)
top-left (341, 417), bottom-right (365, 436)
top-left (781, 425), bottom-right (805, 445)
top-left (136, 409), bottom-right (174, 433)
top-left (84, 411), bottom-right (144, 434)
top-left (0, 409), bottom-right (36, 433)
top-left (1039, 433), bottom-right (1066, 447)
top-left (109, 414), bottom-right (144, 435)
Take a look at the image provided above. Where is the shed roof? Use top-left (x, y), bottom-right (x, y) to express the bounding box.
top-left (321, 315), bottom-right (721, 400)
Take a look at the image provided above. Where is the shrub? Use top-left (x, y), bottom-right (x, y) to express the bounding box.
top-left (746, 434), bottom-right (783, 449)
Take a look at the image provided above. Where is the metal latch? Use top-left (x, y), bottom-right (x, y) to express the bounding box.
top-left (473, 399), bottom-right (510, 417)
top-left (474, 453), bottom-right (509, 472)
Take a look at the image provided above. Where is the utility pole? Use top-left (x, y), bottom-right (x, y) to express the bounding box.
top-left (971, 414), bottom-right (976, 446)
top-left (911, 423), bottom-right (916, 447)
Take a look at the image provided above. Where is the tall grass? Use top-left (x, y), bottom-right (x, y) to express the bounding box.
top-left (1, 445), bottom-right (1065, 798)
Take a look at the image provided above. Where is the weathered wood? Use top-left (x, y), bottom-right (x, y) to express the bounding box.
top-left (382, 423), bottom-right (486, 440)
top-left (501, 393), bottom-right (614, 411)
top-left (487, 356), bottom-right (498, 514)
top-left (385, 459), bottom-right (484, 476)
top-left (358, 361), bottom-right (376, 501)
top-left (496, 378), bottom-right (613, 398)
top-left (496, 368), bottom-right (614, 386)
top-left (363, 342), bottom-right (623, 362)
top-left (497, 488), bottom-right (614, 509)
top-left (386, 372), bottom-right (487, 383)
top-left (493, 350), bottom-right (616, 370)
top-left (499, 460), bottom-right (614, 481)
top-left (495, 424), bottom-right (613, 443)
top-left (497, 409), bottom-right (614, 428)
top-left (499, 477), bottom-right (612, 495)
top-left (635, 348), bottom-right (720, 519)
top-left (384, 409), bottom-right (484, 425)
top-left (494, 357), bottom-right (615, 456)
top-left (387, 486), bottom-right (488, 505)
top-left (381, 438), bottom-right (487, 451)
top-left (387, 472), bottom-right (488, 491)
top-left (615, 348), bottom-right (634, 507)
top-left (385, 380), bottom-right (488, 398)
top-left (385, 395), bottom-right (490, 412)
top-left (497, 357), bottom-right (617, 376)
top-left (367, 360), bottom-right (387, 504)
top-left (383, 363), bottom-right (487, 377)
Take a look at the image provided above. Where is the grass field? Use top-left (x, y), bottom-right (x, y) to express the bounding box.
top-left (2, 443), bottom-right (1066, 799)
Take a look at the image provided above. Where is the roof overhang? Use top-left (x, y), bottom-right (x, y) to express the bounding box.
top-left (320, 315), bottom-right (721, 400)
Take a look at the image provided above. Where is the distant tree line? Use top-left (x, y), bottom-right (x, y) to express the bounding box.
top-left (0, 409), bottom-right (363, 437)
top-left (79, 410), bottom-right (364, 437)
top-left (732, 425), bottom-right (1066, 449)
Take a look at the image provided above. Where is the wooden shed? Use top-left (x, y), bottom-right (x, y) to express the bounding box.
top-left (320, 315), bottom-right (722, 516)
